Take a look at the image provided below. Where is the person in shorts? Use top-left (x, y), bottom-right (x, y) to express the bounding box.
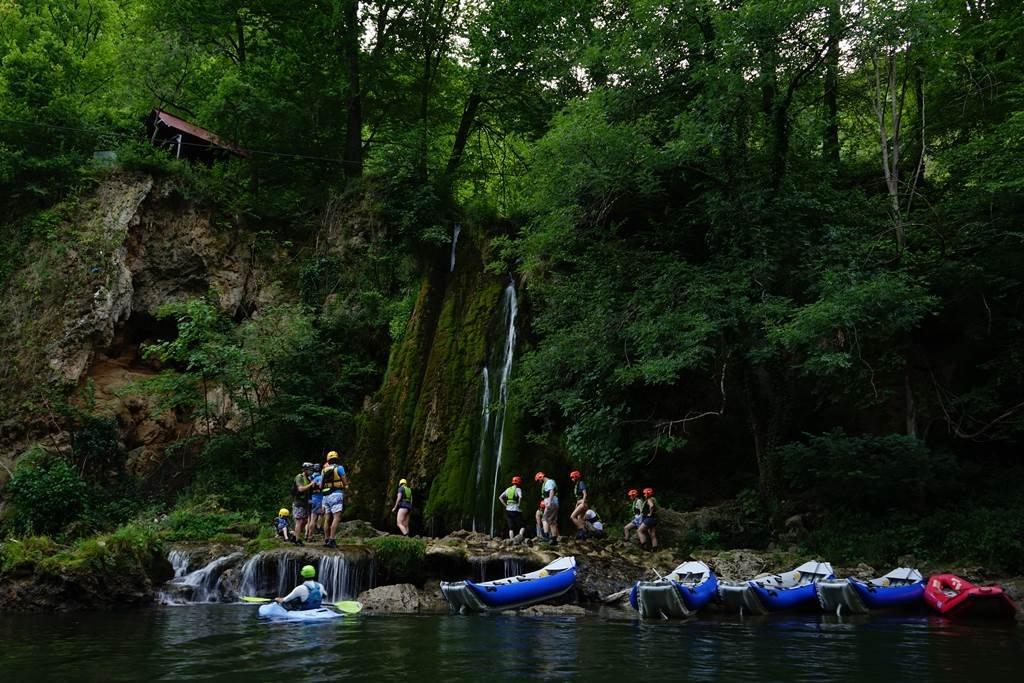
top-left (637, 487), bottom-right (659, 550)
top-left (306, 464), bottom-right (323, 542)
top-left (273, 508), bottom-right (294, 543)
top-left (623, 489), bottom-right (643, 542)
top-left (583, 508), bottom-right (606, 539)
top-left (320, 451), bottom-right (348, 548)
top-left (291, 462), bottom-right (315, 544)
top-left (535, 471), bottom-right (559, 544)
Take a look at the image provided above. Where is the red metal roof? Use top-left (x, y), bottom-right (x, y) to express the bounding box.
top-left (152, 109), bottom-right (249, 157)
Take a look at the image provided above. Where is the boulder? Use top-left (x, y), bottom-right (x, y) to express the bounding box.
top-left (356, 583), bottom-right (447, 613)
top-left (515, 604), bottom-right (587, 617)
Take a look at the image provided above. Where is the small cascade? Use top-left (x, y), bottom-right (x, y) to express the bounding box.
top-left (472, 280), bottom-right (518, 535)
top-left (450, 222), bottom-right (462, 272)
top-left (503, 557), bottom-right (525, 578)
top-left (168, 549), bottom-right (191, 579)
top-left (237, 550), bottom-right (376, 601)
top-left (158, 551), bottom-right (243, 604)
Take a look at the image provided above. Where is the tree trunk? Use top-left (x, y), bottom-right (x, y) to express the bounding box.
top-left (342, 0), bottom-right (363, 178)
top-left (823, 0), bottom-right (840, 166)
top-left (444, 89), bottom-right (482, 179)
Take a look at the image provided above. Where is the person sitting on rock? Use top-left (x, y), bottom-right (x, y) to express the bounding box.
top-left (623, 489), bottom-right (643, 542)
top-left (582, 508), bottom-right (606, 539)
top-left (535, 471), bottom-right (559, 545)
top-left (320, 451), bottom-right (348, 548)
top-left (499, 476), bottom-right (526, 541)
top-left (568, 470), bottom-right (589, 534)
top-left (276, 564), bottom-right (326, 611)
top-left (637, 487), bottom-right (659, 551)
top-left (391, 478), bottom-right (413, 536)
top-left (273, 508), bottom-right (294, 543)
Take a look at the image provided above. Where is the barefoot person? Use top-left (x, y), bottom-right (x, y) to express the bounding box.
top-left (275, 564), bottom-right (326, 611)
top-left (637, 487), bottom-right (659, 550)
top-left (391, 478), bottom-right (413, 536)
top-left (568, 470), bottom-right (589, 538)
top-left (623, 489), bottom-right (643, 542)
top-left (499, 476), bottom-right (525, 541)
top-left (320, 451), bottom-right (348, 548)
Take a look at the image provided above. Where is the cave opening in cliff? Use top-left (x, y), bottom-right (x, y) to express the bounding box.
top-left (109, 311), bottom-right (179, 362)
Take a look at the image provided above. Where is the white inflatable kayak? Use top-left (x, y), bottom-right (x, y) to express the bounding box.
top-left (258, 602), bottom-right (343, 621)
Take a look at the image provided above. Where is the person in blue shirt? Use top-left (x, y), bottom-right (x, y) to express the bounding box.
top-left (306, 464), bottom-right (324, 542)
top-left (273, 508), bottom-right (294, 543)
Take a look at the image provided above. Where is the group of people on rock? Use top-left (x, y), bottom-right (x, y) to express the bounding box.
top-left (273, 451), bottom-right (349, 548)
top-left (274, 455), bottom-right (658, 549)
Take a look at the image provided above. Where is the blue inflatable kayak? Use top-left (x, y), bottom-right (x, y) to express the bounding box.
top-left (719, 561), bottom-right (833, 614)
top-left (258, 602), bottom-right (343, 621)
top-left (441, 556), bottom-right (577, 613)
top-left (630, 561), bottom-right (718, 618)
top-left (817, 567), bottom-right (925, 614)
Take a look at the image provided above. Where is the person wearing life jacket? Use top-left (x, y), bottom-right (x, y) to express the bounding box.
top-left (391, 478), bottom-right (413, 536)
top-left (535, 471), bottom-right (559, 545)
top-left (320, 451), bottom-right (349, 549)
top-left (535, 499), bottom-right (547, 540)
top-left (291, 462), bottom-right (316, 545)
top-left (568, 470), bottom-right (589, 538)
top-left (499, 476), bottom-right (525, 541)
top-left (273, 508), bottom-right (294, 543)
top-left (582, 508), bottom-right (605, 539)
top-left (276, 564), bottom-right (327, 611)
top-left (637, 487), bottom-right (659, 550)
top-left (623, 489), bottom-right (643, 542)
top-left (306, 463), bottom-right (324, 542)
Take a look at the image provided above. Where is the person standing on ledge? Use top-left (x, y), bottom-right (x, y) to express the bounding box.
top-left (535, 471), bottom-right (559, 544)
top-left (499, 475), bottom-right (525, 541)
top-left (392, 478), bottom-right (413, 536)
top-left (291, 462), bottom-right (316, 545)
top-left (276, 564), bottom-right (326, 611)
top-left (623, 489), bottom-right (643, 542)
top-left (637, 487), bottom-right (659, 551)
top-left (568, 470), bottom-right (589, 538)
top-left (320, 451), bottom-right (348, 548)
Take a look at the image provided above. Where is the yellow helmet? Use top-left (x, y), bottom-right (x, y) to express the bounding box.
top-left (399, 478), bottom-right (408, 486)
top-left (278, 508), bottom-right (289, 517)
top-left (326, 450), bottom-right (339, 461)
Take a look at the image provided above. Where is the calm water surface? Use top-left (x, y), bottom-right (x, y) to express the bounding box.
top-left (1, 605), bottom-right (1021, 681)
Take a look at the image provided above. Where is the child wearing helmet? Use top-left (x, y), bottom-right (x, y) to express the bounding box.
top-left (499, 476), bottom-right (525, 541)
top-left (391, 478), bottom-right (413, 536)
top-left (273, 508), bottom-right (295, 544)
top-left (568, 470), bottom-right (589, 539)
top-left (276, 564), bottom-right (327, 611)
top-left (637, 487), bottom-right (659, 550)
top-left (623, 489), bottom-right (643, 542)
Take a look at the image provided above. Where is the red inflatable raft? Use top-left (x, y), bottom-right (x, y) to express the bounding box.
top-left (924, 574), bottom-right (1017, 619)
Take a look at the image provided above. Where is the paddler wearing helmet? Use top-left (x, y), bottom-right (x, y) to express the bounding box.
top-left (623, 489), bottom-right (643, 542)
top-left (637, 487), bottom-right (659, 550)
top-left (535, 471), bottom-right (559, 545)
top-left (273, 508), bottom-right (295, 543)
top-left (275, 564), bottom-right (327, 611)
top-left (499, 475), bottom-right (526, 542)
top-left (391, 477), bottom-right (413, 536)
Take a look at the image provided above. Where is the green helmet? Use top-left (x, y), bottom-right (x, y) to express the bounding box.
top-left (301, 564), bottom-right (316, 579)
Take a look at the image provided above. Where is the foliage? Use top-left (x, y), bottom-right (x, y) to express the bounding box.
top-left (366, 535), bottom-right (425, 582)
top-left (160, 506), bottom-right (261, 542)
top-left (4, 450), bottom-right (89, 536)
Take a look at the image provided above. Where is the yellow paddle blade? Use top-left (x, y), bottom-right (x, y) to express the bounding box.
top-left (241, 596), bottom-right (271, 603)
top-left (333, 601), bottom-right (363, 614)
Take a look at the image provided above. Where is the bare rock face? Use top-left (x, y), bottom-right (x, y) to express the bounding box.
top-left (515, 604), bottom-right (587, 616)
top-left (356, 583), bottom-right (447, 613)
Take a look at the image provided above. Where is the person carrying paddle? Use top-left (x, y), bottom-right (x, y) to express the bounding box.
top-left (637, 487), bottom-right (659, 550)
top-left (320, 451), bottom-right (349, 548)
top-left (391, 478), bottom-right (413, 536)
top-left (568, 470), bottom-right (589, 538)
top-left (535, 471), bottom-right (559, 545)
top-left (499, 475), bottom-right (525, 541)
top-left (276, 564), bottom-right (326, 611)
top-left (623, 489), bottom-right (643, 542)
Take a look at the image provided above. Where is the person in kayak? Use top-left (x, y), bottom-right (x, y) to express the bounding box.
top-left (306, 463), bottom-right (323, 542)
top-left (535, 471), bottom-right (559, 544)
top-left (568, 470), bottom-right (589, 539)
top-left (582, 508), bottom-right (605, 539)
top-left (273, 508), bottom-right (294, 543)
top-left (391, 478), bottom-right (413, 536)
top-left (637, 487), bottom-right (659, 550)
top-left (320, 451), bottom-right (348, 548)
top-left (291, 462), bottom-right (316, 545)
top-left (623, 489), bottom-right (643, 542)
top-left (499, 476), bottom-right (525, 541)
top-left (275, 564), bottom-right (327, 611)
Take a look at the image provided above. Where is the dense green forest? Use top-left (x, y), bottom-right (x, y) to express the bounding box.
top-left (2, 0), bottom-right (1023, 572)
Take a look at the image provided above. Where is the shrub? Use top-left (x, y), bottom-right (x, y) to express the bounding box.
top-left (4, 450), bottom-right (89, 536)
top-left (366, 536), bottom-right (425, 582)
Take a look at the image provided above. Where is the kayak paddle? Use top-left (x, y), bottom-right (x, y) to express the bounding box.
top-left (241, 596), bottom-right (270, 603)
top-left (242, 596), bottom-right (362, 613)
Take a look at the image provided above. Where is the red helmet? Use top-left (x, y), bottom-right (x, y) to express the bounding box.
top-left (534, 472), bottom-right (545, 482)
top-left (511, 476), bottom-right (522, 485)
top-left (628, 489), bottom-right (639, 498)
top-left (643, 487), bottom-right (654, 496)
top-left (569, 470), bottom-right (581, 480)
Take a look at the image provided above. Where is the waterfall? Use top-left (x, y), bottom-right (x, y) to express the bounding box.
top-left (158, 551), bottom-right (242, 604)
top-left (168, 549), bottom-right (191, 578)
top-left (503, 557), bottom-right (525, 578)
top-left (237, 551), bottom-right (375, 602)
top-left (450, 222), bottom-right (462, 272)
top-left (320, 554), bottom-right (376, 600)
top-left (472, 280), bottom-right (518, 535)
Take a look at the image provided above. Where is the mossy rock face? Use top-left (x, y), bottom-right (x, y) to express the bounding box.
top-left (350, 232), bottom-right (508, 530)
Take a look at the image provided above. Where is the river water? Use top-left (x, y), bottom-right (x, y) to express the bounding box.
top-left (1, 607), bottom-right (1021, 681)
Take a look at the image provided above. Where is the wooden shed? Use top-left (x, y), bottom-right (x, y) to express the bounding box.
top-left (146, 109), bottom-right (249, 162)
